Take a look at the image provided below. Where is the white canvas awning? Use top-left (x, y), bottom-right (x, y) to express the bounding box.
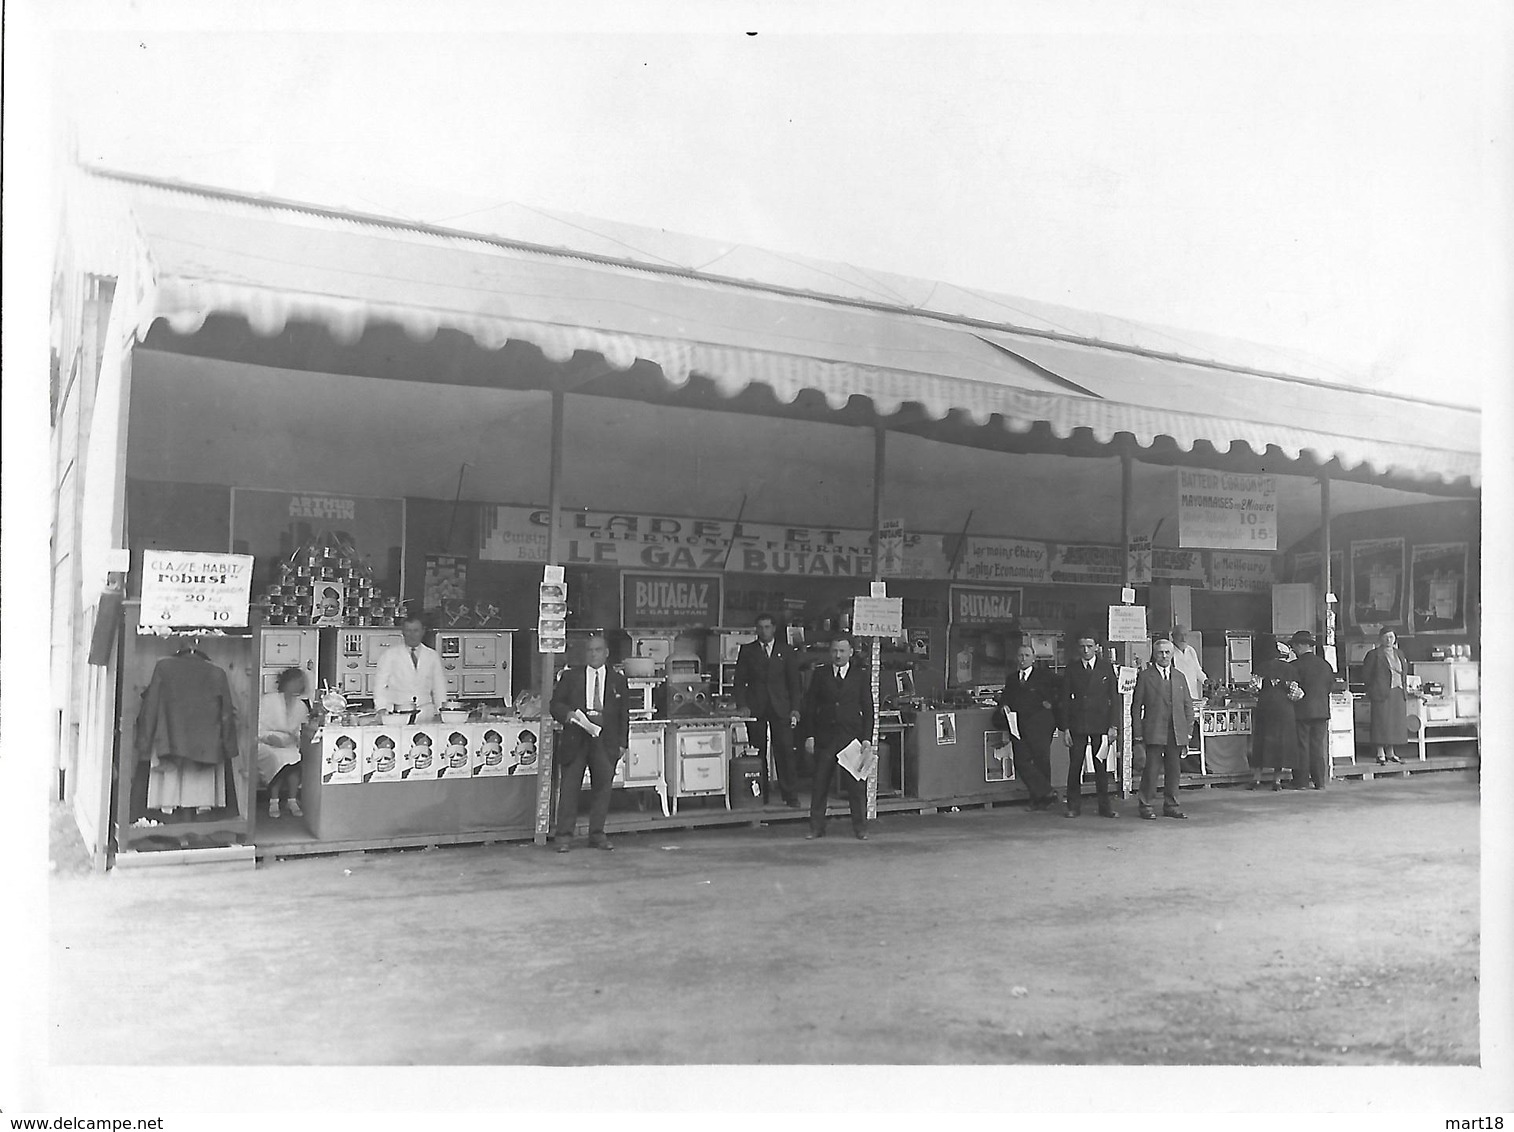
top-left (72, 165), bottom-right (1481, 490)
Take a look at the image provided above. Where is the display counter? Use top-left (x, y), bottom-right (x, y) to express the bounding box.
top-left (299, 719), bottom-right (541, 842)
top-left (904, 706), bottom-right (1076, 802)
top-left (1199, 698), bottom-right (1255, 776)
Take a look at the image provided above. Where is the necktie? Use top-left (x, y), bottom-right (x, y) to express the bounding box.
top-left (835, 666), bottom-right (843, 681)
top-left (590, 668), bottom-right (601, 711)
top-left (410, 648), bottom-right (418, 669)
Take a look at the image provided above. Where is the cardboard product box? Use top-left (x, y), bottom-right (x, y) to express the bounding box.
top-left (362, 726), bottom-right (407, 784)
top-left (321, 725), bottom-right (365, 785)
top-left (474, 724), bottom-right (509, 777)
top-left (436, 726), bottom-right (475, 781)
top-left (400, 725), bottom-right (443, 782)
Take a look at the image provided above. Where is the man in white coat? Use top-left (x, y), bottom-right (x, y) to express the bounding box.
top-left (373, 615), bottom-right (449, 721)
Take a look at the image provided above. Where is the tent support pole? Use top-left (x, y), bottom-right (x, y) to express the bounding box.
top-left (872, 426), bottom-right (886, 581)
top-left (1320, 473), bottom-right (1333, 648)
top-left (1120, 448), bottom-right (1134, 587)
top-left (533, 388), bottom-right (565, 846)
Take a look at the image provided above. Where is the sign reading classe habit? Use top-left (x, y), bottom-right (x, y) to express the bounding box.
top-left (140, 551), bottom-right (255, 627)
top-left (621, 572), bottom-right (723, 628)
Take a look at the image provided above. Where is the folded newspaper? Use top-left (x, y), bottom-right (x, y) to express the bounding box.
top-left (836, 739), bottom-right (877, 782)
top-left (569, 709), bottom-right (602, 738)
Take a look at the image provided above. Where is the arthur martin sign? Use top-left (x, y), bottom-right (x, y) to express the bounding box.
top-left (1177, 470), bottom-right (1278, 551)
top-left (621, 572), bottom-right (723, 628)
top-left (141, 551), bottom-right (255, 627)
top-left (949, 586), bottom-right (1023, 627)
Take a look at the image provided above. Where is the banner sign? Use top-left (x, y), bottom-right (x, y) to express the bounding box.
top-left (956, 536), bottom-right (1051, 585)
top-left (1207, 552), bottom-right (1277, 594)
top-left (1152, 548), bottom-right (1207, 586)
top-left (1291, 550), bottom-right (1344, 597)
top-left (621, 572), bottom-right (723, 629)
top-left (1409, 543), bottom-right (1468, 634)
top-left (1177, 471), bottom-right (1278, 550)
top-left (1049, 543), bottom-right (1125, 586)
top-left (1350, 538), bottom-right (1406, 627)
top-left (141, 550), bottom-right (254, 627)
top-left (949, 586), bottom-right (1023, 627)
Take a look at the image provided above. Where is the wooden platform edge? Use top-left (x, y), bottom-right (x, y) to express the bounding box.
top-left (253, 756), bottom-right (1478, 862)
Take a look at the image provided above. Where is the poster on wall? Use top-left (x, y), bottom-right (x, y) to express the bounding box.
top-left (1409, 543), bottom-right (1468, 634)
top-left (423, 555), bottom-right (468, 610)
top-left (312, 581), bottom-right (346, 627)
top-left (1350, 538), bottom-right (1406, 627)
top-left (907, 627), bottom-right (933, 662)
top-left (1177, 470), bottom-right (1278, 550)
top-left (984, 730), bottom-right (1014, 781)
top-left (1292, 550), bottom-right (1344, 597)
top-left (621, 571), bottom-right (723, 628)
top-left (232, 489), bottom-right (404, 593)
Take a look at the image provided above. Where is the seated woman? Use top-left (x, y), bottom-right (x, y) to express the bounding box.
top-left (258, 666), bottom-right (312, 818)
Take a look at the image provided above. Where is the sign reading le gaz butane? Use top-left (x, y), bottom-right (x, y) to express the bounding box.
top-left (1177, 470), bottom-right (1278, 551)
top-left (621, 572), bottom-right (723, 628)
top-left (950, 586), bottom-right (1023, 626)
top-left (141, 551), bottom-right (255, 627)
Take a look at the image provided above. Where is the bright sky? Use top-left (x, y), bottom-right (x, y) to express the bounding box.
top-left (35, 3), bottom-right (1512, 409)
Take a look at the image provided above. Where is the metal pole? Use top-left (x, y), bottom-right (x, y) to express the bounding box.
top-left (867, 426), bottom-right (886, 820)
top-left (1320, 473), bottom-right (1333, 647)
top-left (533, 389), bottom-right (566, 845)
top-left (872, 426), bottom-right (886, 581)
top-left (1118, 448), bottom-right (1135, 798)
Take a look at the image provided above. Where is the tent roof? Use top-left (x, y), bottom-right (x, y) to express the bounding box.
top-left (67, 164), bottom-right (1480, 490)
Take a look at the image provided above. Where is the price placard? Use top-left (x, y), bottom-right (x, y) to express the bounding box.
top-left (141, 551), bottom-right (254, 627)
top-left (852, 596), bottom-right (903, 638)
top-left (1108, 603), bottom-right (1148, 643)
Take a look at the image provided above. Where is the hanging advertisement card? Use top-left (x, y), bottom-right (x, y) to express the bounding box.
top-left (1177, 470), bottom-right (1278, 550)
top-left (852, 596), bottom-right (904, 638)
top-left (1108, 604), bottom-right (1148, 642)
top-left (1350, 538), bottom-right (1406, 627)
top-left (876, 519), bottom-right (905, 576)
top-left (1409, 543), bottom-right (1468, 634)
top-left (1128, 536), bottom-right (1153, 585)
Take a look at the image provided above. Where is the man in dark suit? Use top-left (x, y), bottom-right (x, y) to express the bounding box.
top-left (799, 635), bottom-right (873, 840)
top-left (1059, 631), bottom-right (1121, 818)
top-left (1289, 630), bottom-right (1337, 790)
top-left (733, 612), bottom-right (804, 807)
top-left (997, 642), bottom-right (1060, 810)
top-left (1131, 636), bottom-right (1198, 820)
top-left (549, 633), bottom-right (630, 852)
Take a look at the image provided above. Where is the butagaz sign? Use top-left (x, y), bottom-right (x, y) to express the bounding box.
top-left (140, 551), bottom-right (255, 627)
top-left (950, 586), bottom-right (1023, 626)
top-left (1177, 470), bottom-right (1278, 551)
top-left (621, 572), bottom-right (723, 628)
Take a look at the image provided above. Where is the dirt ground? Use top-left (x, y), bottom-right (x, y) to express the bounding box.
top-left (49, 773), bottom-right (1481, 1067)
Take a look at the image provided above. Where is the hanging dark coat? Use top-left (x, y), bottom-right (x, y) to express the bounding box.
top-left (134, 651), bottom-right (240, 766)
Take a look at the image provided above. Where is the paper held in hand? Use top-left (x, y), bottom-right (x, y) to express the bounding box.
top-left (1003, 709), bottom-right (1021, 740)
top-left (569, 709), bottom-right (602, 738)
top-left (836, 739), bottom-right (878, 782)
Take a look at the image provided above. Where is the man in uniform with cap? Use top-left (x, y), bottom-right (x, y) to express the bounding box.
top-left (1289, 630), bottom-right (1337, 790)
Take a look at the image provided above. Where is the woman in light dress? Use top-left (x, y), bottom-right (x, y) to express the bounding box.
top-left (258, 666), bottom-right (311, 818)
